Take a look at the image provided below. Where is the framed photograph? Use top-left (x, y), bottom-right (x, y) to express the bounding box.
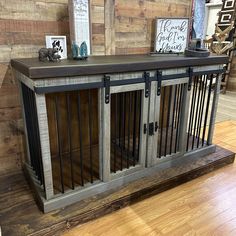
top-left (68, 0), bottom-right (91, 55)
top-left (46, 35), bottom-right (67, 59)
top-left (154, 18), bottom-right (189, 53)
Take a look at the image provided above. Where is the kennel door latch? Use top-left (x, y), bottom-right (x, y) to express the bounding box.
top-left (144, 122), bottom-right (155, 136)
top-left (144, 72), bottom-right (150, 98)
top-left (156, 70), bottom-right (162, 96)
top-left (188, 67), bottom-right (193, 91)
top-left (104, 75), bottom-right (110, 104)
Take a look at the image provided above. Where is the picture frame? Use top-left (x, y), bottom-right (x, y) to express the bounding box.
top-left (154, 18), bottom-right (190, 53)
top-left (45, 35), bottom-right (67, 59)
top-left (68, 0), bottom-right (91, 55)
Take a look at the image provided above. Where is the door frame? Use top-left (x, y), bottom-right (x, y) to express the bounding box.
top-left (101, 82), bottom-right (149, 182)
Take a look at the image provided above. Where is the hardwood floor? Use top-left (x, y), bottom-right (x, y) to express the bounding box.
top-left (63, 120), bottom-right (236, 236)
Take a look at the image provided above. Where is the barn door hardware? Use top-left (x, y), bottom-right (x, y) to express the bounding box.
top-left (188, 67), bottom-right (193, 91)
top-left (104, 75), bottom-right (110, 104)
top-left (144, 72), bottom-right (150, 98)
top-left (144, 122), bottom-right (157, 135)
top-left (156, 70), bottom-right (162, 96)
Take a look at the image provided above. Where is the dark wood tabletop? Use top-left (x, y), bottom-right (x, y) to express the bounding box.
top-left (11, 54), bottom-right (228, 79)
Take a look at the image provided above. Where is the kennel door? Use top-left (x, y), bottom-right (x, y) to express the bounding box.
top-left (147, 76), bottom-right (190, 167)
top-left (101, 82), bottom-right (149, 181)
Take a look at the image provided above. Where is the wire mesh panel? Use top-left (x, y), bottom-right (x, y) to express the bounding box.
top-left (110, 90), bottom-right (142, 173)
top-left (46, 89), bottom-right (100, 194)
top-left (157, 83), bottom-right (185, 158)
top-left (186, 74), bottom-right (214, 151)
top-left (21, 83), bottom-right (44, 187)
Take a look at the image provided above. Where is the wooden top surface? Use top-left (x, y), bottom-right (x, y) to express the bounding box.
top-left (11, 54), bottom-right (228, 79)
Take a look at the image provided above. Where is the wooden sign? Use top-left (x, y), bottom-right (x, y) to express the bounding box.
top-left (69, 0), bottom-right (91, 55)
top-left (218, 0), bottom-right (236, 31)
top-left (155, 18), bottom-right (189, 53)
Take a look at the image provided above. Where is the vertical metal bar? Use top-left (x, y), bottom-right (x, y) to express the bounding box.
top-left (88, 89), bottom-right (94, 183)
top-left (132, 91), bottom-right (137, 162)
top-left (55, 96), bottom-right (64, 193)
top-left (196, 75), bottom-right (207, 147)
top-left (66, 93), bottom-right (74, 189)
top-left (123, 93), bottom-right (127, 168)
top-left (170, 85), bottom-right (177, 154)
top-left (120, 93), bottom-right (124, 170)
top-left (119, 93), bottom-right (122, 148)
top-left (202, 74), bottom-right (213, 146)
top-left (127, 92), bottom-right (132, 168)
top-left (174, 85), bottom-right (180, 128)
top-left (23, 86), bottom-right (36, 173)
top-left (77, 92), bottom-right (84, 186)
top-left (114, 93), bottom-right (118, 173)
top-left (164, 86), bottom-right (172, 156)
top-left (31, 90), bottom-right (44, 186)
top-left (192, 76), bottom-right (202, 149)
top-left (186, 76), bottom-right (198, 151)
top-left (175, 84), bottom-right (183, 153)
top-left (159, 86), bottom-right (166, 158)
top-left (137, 90), bottom-right (142, 162)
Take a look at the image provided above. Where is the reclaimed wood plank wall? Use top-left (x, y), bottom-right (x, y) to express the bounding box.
top-left (0, 0), bottom-right (192, 175)
top-left (0, 0), bottom-right (104, 175)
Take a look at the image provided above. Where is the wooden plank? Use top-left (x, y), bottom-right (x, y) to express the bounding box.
top-left (0, 120), bottom-right (24, 157)
top-left (91, 23), bottom-right (105, 34)
top-left (115, 47), bottom-right (151, 54)
top-left (0, 107), bottom-right (22, 121)
top-left (0, 154), bottom-right (22, 175)
top-left (92, 34), bottom-right (105, 46)
top-left (11, 55), bottom-right (228, 79)
top-left (115, 0), bottom-right (190, 19)
top-left (115, 16), bottom-right (147, 33)
top-left (0, 145), bottom-right (234, 236)
top-left (0, 45), bottom-right (42, 63)
top-left (35, 94), bottom-right (54, 199)
top-left (0, 84), bottom-right (20, 108)
top-left (0, 0), bottom-right (69, 21)
top-left (104, 0), bottom-right (115, 55)
top-left (207, 74), bottom-right (221, 144)
top-left (91, 6), bottom-right (104, 24)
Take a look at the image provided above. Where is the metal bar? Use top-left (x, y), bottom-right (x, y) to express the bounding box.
top-left (120, 93), bottom-right (124, 170)
top-left (132, 91), bottom-right (137, 163)
top-left (66, 93), bottom-right (74, 189)
top-left (77, 92), bottom-right (84, 186)
top-left (175, 84), bottom-right (183, 153)
top-left (137, 90), bottom-right (142, 162)
top-left (186, 76), bottom-right (198, 151)
top-left (174, 85), bottom-right (180, 129)
top-left (127, 92), bottom-right (132, 168)
top-left (88, 89), bottom-right (94, 183)
top-left (164, 86), bottom-right (172, 156)
top-left (123, 92), bottom-right (126, 168)
top-left (192, 76), bottom-right (202, 149)
top-left (55, 96), bottom-right (64, 193)
top-left (31, 90), bottom-right (44, 186)
top-left (170, 84), bottom-right (177, 155)
top-left (159, 86), bottom-right (166, 158)
top-left (196, 75), bottom-right (207, 147)
top-left (202, 74), bottom-right (213, 146)
top-left (114, 93), bottom-right (118, 173)
top-left (23, 85), bottom-right (36, 173)
top-left (119, 93), bottom-right (122, 148)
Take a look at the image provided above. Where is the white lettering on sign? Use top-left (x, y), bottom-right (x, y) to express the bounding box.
top-left (155, 18), bottom-right (189, 53)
